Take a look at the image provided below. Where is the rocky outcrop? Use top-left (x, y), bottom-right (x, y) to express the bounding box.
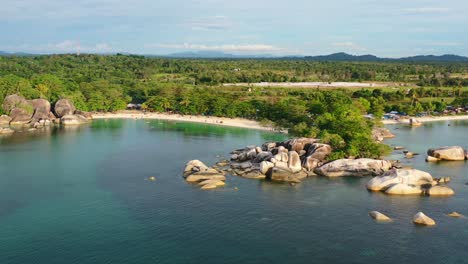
top-left (74, 110), bottom-right (93, 119)
top-left (9, 107), bottom-right (33, 125)
top-left (366, 168), bottom-right (433, 192)
top-left (369, 211), bottom-right (391, 221)
top-left (448, 212), bottom-right (464, 218)
top-left (2, 94), bottom-right (28, 113)
top-left (314, 158), bottom-right (392, 177)
top-left (372, 127), bottom-right (395, 142)
top-left (0, 115), bottom-right (12, 126)
top-left (413, 212), bottom-right (436, 226)
top-left (60, 115), bottom-right (89, 126)
top-left (29, 98), bottom-right (52, 121)
top-left (427, 146), bottom-right (466, 161)
top-left (54, 99), bottom-right (76, 118)
top-left (228, 138), bottom-right (328, 183)
top-left (0, 127), bottom-right (14, 135)
top-left (183, 160), bottom-right (226, 190)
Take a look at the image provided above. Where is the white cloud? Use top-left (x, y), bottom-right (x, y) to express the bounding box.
top-left (403, 7), bottom-right (451, 13)
top-left (331, 42), bottom-right (367, 51)
top-left (186, 16), bottom-right (233, 31)
top-left (427, 41), bottom-right (463, 47)
top-left (153, 43), bottom-right (286, 52)
top-left (1, 40), bottom-right (114, 54)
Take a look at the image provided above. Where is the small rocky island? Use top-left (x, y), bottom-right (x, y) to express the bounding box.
top-left (184, 137), bottom-right (457, 196)
top-left (0, 94), bottom-right (91, 134)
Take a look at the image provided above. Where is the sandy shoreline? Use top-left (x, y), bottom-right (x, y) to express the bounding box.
top-left (382, 115), bottom-right (468, 125)
top-left (92, 111), bottom-right (278, 131)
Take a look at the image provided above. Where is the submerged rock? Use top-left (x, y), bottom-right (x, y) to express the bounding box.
top-left (369, 211), bottom-right (391, 221)
top-left (267, 167), bottom-right (302, 183)
top-left (314, 158), bottom-right (392, 177)
top-left (427, 146), bottom-right (465, 161)
top-left (413, 212), bottom-right (436, 226)
top-left (448, 212), bottom-right (464, 218)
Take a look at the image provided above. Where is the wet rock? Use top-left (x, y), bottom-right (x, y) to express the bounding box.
top-left (448, 212), bottom-right (464, 218)
top-left (413, 212), bottom-right (436, 226)
top-left (369, 211), bottom-right (391, 221)
top-left (425, 156), bottom-right (439, 162)
top-left (0, 127), bottom-right (15, 135)
top-left (427, 186), bottom-right (455, 196)
top-left (366, 168), bottom-right (433, 192)
top-left (186, 174), bottom-right (226, 182)
top-left (260, 161), bottom-right (274, 175)
top-left (60, 114), bottom-right (89, 125)
top-left (198, 180), bottom-right (225, 187)
top-left (385, 183), bottom-right (422, 195)
top-left (267, 167), bottom-right (301, 183)
top-left (427, 146), bottom-right (465, 161)
top-left (315, 158), bottom-right (392, 177)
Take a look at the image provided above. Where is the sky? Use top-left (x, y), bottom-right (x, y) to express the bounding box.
top-left (0, 0), bottom-right (467, 57)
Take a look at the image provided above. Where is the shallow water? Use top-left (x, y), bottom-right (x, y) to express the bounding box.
top-left (0, 119), bottom-right (467, 264)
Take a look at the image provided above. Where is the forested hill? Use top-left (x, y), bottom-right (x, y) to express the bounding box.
top-left (303, 53), bottom-right (468, 62)
top-left (2, 51), bottom-right (468, 62)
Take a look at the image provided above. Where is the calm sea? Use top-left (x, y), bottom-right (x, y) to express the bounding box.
top-left (0, 119), bottom-right (467, 264)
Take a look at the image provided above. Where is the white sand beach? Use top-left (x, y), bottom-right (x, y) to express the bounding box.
top-left (383, 115), bottom-right (468, 125)
top-left (92, 111), bottom-right (278, 131)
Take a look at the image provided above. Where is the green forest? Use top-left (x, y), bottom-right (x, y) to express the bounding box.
top-left (1, 54), bottom-right (467, 158)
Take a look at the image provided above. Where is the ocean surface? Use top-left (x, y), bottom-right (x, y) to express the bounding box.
top-left (0, 119), bottom-right (467, 264)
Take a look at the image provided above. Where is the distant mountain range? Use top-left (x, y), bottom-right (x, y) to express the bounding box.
top-left (1, 50), bottom-right (468, 62)
top-left (303, 52), bottom-right (468, 62)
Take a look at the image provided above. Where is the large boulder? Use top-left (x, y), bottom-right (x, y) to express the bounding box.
top-left (9, 107), bottom-right (33, 125)
top-left (60, 114), bottom-right (89, 126)
top-left (366, 168), bottom-right (433, 192)
top-left (427, 146), bottom-right (465, 161)
top-left (288, 151), bottom-right (302, 173)
top-left (372, 127), bottom-right (395, 142)
top-left (283, 138), bottom-right (318, 151)
top-left (266, 167), bottom-right (301, 183)
top-left (29, 99), bottom-right (52, 120)
top-left (183, 160), bottom-right (226, 185)
top-left (2, 94), bottom-right (27, 113)
top-left (306, 143), bottom-right (332, 161)
top-left (54, 99), bottom-right (76, 118)
top-left (259, 161), bottom-right (274, 175)
top-left (302, 156), bottom-right (321, 171)
top-left (413, 212), bottom-right (436, 226)
top-left (314, 158), bottom-right (392, 177)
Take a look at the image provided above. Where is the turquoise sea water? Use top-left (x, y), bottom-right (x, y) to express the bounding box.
top-left (0, 119), bottom-right (467, 264)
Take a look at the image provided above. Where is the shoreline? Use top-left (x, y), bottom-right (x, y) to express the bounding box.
top-left (91, 111), bottom-right (279, 132)
top-left (382, 115), bottom-right (468, 125)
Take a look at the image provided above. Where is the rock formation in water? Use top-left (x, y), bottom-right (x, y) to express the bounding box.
top-left (413, 212), bottom-right (436, 226)
top-left (0, 94), bottom-right (93, 134)
top-left (369, 211), bottom-right (391, 221)
top-left (183, 160), bottom-right (226, 190)
top-left (426, 146), bottom-right (467, 161)
top-left (366, 168), bottom-right (455, 196)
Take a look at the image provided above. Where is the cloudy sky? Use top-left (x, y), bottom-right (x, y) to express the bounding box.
top-left (1, 0), bottom-right (467, 56)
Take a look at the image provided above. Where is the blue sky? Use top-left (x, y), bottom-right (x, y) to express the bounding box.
top-left (1, 0), bottom-right (467, 56)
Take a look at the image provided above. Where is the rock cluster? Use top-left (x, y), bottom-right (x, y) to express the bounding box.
top-left (1, 94), bottom-right (92, 134)
top-left (183, 160), bottom-right (226, 190)
top-left (229, 138), bottom-right (330, 183)
top-left (228, 138), bottom-right (396, 183)
top-left (366, 168), bottom-right (455, 196)
top-left (372, 127), bottom-right (395, 142)
top-left (426, 146), bottom-right (467, 162)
